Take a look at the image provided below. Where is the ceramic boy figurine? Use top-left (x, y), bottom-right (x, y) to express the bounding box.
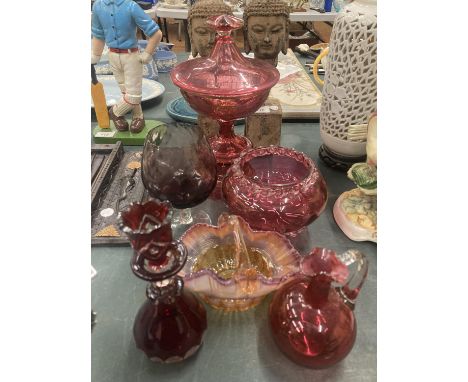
top-left (92, 0), bottom-right (163, 133)
top-left (243, 0), bottom-right (290, 67)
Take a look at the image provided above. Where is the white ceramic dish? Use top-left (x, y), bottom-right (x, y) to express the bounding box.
top-left (91, 75), bottom-right (165, 108)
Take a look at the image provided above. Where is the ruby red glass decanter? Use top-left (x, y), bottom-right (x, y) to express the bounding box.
top-left (118, 200), bottom-right (207, 363)
top-left (170, 14), bottom-right (280, 177)
top-left (223, 146), bottom-right (328, 235)
top-left (269, 247), bottom-right (368, 368)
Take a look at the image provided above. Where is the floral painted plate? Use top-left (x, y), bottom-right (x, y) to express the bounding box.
top-left (91, 75), bottom-right (165, 108)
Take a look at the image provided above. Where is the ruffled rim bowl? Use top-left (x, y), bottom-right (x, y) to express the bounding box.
top-left (179, 215), bottom-right (301, 307)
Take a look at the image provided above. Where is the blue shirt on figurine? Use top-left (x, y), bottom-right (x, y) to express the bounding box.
top-left (92, 0), bottom-right (159, 49)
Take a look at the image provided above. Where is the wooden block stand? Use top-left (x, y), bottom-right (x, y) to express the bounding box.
top-left (245, 98), bottom-right (282, 147)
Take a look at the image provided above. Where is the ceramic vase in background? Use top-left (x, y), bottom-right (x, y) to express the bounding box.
top-left (319, 0), bottom-right (377, 170)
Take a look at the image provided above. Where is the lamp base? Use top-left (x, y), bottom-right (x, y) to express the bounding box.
top-left (318, 144), bottom-right (367, 172)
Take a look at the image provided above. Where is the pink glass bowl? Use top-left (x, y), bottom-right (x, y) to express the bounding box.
top-left (178, 214), bottom-right (301, 312)
top-left (222, 146), bottom-right (328, 234)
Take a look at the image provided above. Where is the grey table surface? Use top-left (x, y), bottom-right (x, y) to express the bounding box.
top-left (91, 53), bottom-right (377, 382)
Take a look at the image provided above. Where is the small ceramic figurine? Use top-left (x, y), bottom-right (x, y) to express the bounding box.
top-left (187, 0), bottom-right (233, 58)
top-left (333, 114), bottom-right (377, 242)
top-left (243, 0), bottom-right (290, 67)
top-left (92, 0), bottom-right (163, 133)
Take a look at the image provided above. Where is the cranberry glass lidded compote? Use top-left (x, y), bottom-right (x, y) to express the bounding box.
top-left (170, 14), bottom-right (280, 176)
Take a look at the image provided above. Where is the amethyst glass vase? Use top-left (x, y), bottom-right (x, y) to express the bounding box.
top-left (141, 122), bottom-right (217, 226)
top-left (118, 201), bottom-right (207, 363)
top-left (171, 14), bottom-right (280, 178)
top-left (222, 146), bottom-right (328, 235)
top-left (269, 248), bottom-right (368, 368)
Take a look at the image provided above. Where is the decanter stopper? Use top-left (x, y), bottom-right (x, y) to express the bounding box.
top-left (206, 14), bottom-right (244, 36)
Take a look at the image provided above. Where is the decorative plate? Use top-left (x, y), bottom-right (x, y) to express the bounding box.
top-left (91, 75), bottom-right (165, 108)
top-left (166, 97), bottom-right (243, 125)
top-left (166, 97), bottom-right (198, 123)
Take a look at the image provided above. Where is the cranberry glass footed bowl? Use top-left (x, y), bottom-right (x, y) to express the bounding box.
top-left (179, 215), bottom-right (301, 312)
top-left (170, 15), bottom-right (279, 122)
top-left (223, 146), bottom-right (328, 234)
top-left (171, 14), bottom-right (280, 169)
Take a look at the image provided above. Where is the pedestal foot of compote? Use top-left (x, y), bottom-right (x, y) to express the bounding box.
top-left (208, 134), bottom-right (252, 164)
top-left (208, 132), bottom-right (252, 201)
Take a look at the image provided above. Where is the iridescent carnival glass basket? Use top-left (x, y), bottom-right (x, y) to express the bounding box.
top-left (179, 214), bottom-right (301, 312)
top-left (170, 14), bottom-right (280, 176)
top-left (223, 146), bottom-right (328, 235)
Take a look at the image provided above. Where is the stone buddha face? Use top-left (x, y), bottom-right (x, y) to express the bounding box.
top-left (247, 16), bottom-right (287, 63)
top-left (190, 17), bottom-right (217, 58)
top-left (243, 0), bottom-right (290, 67)
top-left (188, 0), bottom-right (233, 58)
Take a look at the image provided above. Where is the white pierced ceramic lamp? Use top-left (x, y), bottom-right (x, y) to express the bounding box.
top-left (319, 0), bottom-right (377, 170)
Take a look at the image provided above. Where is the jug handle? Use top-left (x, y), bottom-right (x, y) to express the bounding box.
top-left (336, 249), bottom-right (369, 309)
top-left (312, 46), bottom-right (329, 86)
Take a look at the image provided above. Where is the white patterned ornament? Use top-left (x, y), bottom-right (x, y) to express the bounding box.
top-left (320, 0), bottom-right (377, 159)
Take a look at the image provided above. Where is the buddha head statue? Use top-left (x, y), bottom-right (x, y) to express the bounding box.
top-left (243, 0), bottom-right (290, 67)
top-left (188, 0), bottom-right (234, 58)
